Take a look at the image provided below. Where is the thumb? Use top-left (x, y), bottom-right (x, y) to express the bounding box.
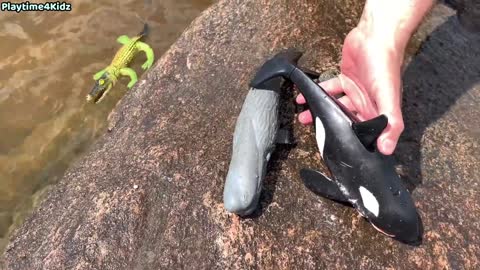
top-left (377, 109), bottom-right (404, 155)
top-left (374, 80), bottom-right (404, 155)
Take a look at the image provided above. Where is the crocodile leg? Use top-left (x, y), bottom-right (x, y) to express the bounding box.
top-left (116, 35), bottom-right (131, 45)
top-left (93, 68), bottom-right (107, 80)
top-left (119, 67), bottom-right (138, 88)
top-left (136, 41), bottom-right (154, 70)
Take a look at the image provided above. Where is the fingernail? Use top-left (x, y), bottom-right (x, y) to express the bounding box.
top-left (299, 113), bottom-right (305, 122)
top-left (382, 138), bottom-right (395, 155)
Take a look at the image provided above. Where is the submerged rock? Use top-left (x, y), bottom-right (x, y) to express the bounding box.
top-left (2, 1), bottom-right (479, 269)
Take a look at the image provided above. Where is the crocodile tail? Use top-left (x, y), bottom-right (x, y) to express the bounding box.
top-left (138, 23), bottom-right (149, 38)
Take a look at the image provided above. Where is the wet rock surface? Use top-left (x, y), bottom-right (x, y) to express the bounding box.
top-left (2, 1), bottom-right (479, 269)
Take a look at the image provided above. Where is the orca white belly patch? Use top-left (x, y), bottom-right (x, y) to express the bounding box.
top-left (315, 117), bottom-right (326, 157)
top-left (359, 186), bottom-right (379, 217)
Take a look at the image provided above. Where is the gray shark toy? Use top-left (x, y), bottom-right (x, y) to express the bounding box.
top-left (223, 52), bottom-right (293, 216)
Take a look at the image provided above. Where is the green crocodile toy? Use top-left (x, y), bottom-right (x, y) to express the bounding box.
top-left (87, 24), bottom-right (154, 103)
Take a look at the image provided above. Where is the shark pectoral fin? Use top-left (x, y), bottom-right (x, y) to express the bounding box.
top-left (300, 168), bottom-right (350, 205)
top-left (275, 129), bottom-right (295, 145)
top-left (352, 114), bottom-right (388, 150)
top-left (116, 35), bottom-right (131, 45)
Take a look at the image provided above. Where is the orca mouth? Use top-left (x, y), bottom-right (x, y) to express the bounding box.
top-left (371, 223), bottom-right (396, 237)
top-left (371, 213), bottom-right (424, 246)
top-left (395, 233), bottom-right (423, 246)
top-left (393, 213), bottom-right (424, 246)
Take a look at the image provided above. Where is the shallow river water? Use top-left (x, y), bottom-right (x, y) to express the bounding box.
top-left (0, 0), bottom-right (212, 251)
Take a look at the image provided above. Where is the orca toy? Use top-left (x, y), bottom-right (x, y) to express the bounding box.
top-left (250, 50), bottom-right (423, 246)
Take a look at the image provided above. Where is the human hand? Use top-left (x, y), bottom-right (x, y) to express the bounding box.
top-left (296, 25), bottom-right (405, 155)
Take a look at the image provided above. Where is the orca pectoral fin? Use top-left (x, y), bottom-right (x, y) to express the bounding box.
top-left (300, 168), bottom-right (350, 205)
top-left (275, 129), bottom-right (295, 145)
top-left (352, 115), bottom-right (388, 150)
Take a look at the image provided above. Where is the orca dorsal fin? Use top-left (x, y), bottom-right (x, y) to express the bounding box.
top-left (300, 168), bottom-right (350, 205)
top-left (352, 115), bottom-right (388, 151)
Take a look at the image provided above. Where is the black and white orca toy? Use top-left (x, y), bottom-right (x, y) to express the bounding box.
top-left (250, 50), bottom-right (423, 246)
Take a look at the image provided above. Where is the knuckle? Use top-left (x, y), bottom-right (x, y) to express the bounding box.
top-left (390, 117), bottom-right (405, 133)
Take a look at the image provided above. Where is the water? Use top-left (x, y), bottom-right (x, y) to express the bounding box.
top-left (0, 0), bottom-right (212, 251)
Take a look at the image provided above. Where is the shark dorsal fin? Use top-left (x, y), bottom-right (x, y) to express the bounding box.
top-left (352, 115), bottom-right (388, 151)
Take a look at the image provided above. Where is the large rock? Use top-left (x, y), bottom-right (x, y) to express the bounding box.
top-left (3, 1), bottom-right (479, 269)
top-left (443, 0), bottom-right (480, 32)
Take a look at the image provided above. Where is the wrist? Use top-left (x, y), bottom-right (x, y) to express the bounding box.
top-left (356, 0), bottom-right (436, 55)
top-left (356, 14), bottom-right (410, 55)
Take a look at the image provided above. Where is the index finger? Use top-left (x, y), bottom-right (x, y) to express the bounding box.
top-left (295, 76), bottom-right (345, 104)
